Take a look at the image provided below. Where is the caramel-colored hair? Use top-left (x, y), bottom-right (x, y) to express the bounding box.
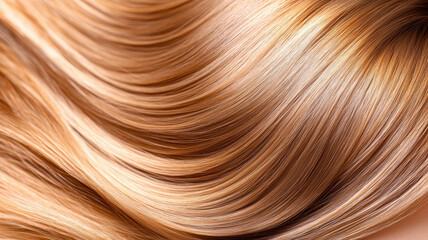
top-left (0, 0), bottom-right (426, 239)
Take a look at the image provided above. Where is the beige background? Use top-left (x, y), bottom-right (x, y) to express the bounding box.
top-left (366, 203), bottom-right (428, 240)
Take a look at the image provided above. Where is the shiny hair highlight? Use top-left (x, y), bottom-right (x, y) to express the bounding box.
top-left (0, 0), bottom-right (427, 239)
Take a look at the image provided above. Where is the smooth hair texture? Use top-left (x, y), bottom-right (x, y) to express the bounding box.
top-left (0, 0), bottom-right (427, 239)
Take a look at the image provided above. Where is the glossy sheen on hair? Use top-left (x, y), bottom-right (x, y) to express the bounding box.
top-left (0, 0), bottom-right (426, 239)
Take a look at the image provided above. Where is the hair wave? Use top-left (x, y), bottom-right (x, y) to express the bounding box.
top-left (0, 0), bottom-right (427, 239)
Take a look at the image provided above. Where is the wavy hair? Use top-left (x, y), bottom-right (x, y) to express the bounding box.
top-left (0, 0), bottom-right (426, 239)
